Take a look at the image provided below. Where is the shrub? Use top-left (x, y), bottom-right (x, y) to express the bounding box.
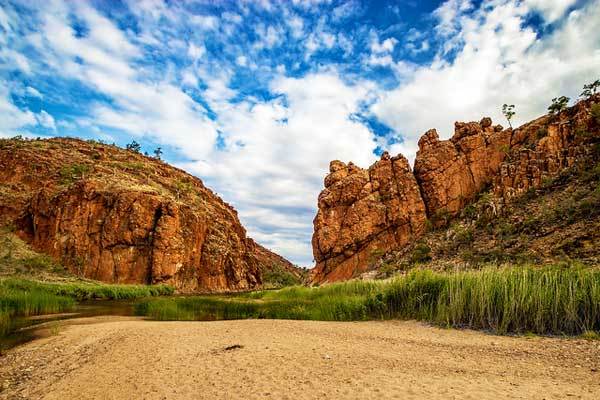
top-left (410, 243), bottom-right (432, 264)
top-left (580, 79), bottom-right (600, 99)
top-left (59, 164), bottom-right (91, 185)
top-left (501, 104), bottom-right (515, 128)
top-left (126, 140), bottom-right (141, 153)
top-left (548, 96), bottom-right (570, 115)
top-left (591, 103), bottom-right (600, 125)
top-left (536, 127), bottom-right (548, 140)
top-left (262, 267), bottom-right (301, 288)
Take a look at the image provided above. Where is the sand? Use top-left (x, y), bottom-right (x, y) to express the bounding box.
top-left (1, 317), bottom-right (599, 399)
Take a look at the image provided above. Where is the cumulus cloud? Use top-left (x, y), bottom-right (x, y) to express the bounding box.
top-left (524, 0), bottom-right (577, 23)
top-left (36, 110), bottom-right (56, 130)
top-left (184, 72), bottom-right (378, 264)
top-left (0, 83), bottom-right (36, 136)
top-left (372, 0), bottom-right (600, 162)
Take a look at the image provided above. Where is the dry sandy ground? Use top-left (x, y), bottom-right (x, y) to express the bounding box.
top-left (1, 317), bottom-right (599, 399)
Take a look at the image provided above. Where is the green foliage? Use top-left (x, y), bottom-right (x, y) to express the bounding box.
top-left (501, 104), bottom-right (515, 128)
top-left (22, 255), bottom-right (64, 273)
top-left (59, 164), bottom-right (91, 185)
top-left (135, 266), bottom-right (600, 335)
top-left (580, 79), bottom-right (600, 99)
top-left (432, 209), bottom-right (452, 226)
top-left (536, 127), bottom-right (548, 140)
top-left (0, 281), bottom-right (75, 337)
top-left (174, 179), bottom-right (194, 199)
top-left (0, 277), bottom-right (174, 338)
top-left (452, 225), bottom-right (474, 246)
top-left (153, 147), bottom-right (163, 159)
top-left (548, 96), bottom-right (570, 115)
top-left (1, 278), bottom-right (175, 301)
top-left (409, 243), bottom-right (432, 264)
top-left (591, 103), bottom-right (600, 125)
top-left (120, 161), bottom-right (146, 171)
top-left (126, 140), bottom-right (141, 153)
top-left (262, 266), bottom-right (301, 288)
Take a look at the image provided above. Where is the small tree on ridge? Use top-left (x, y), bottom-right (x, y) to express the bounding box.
top-left (548, 96), bottom-right (570, 115)
top-left (502, 104), bottom-right (516, 128)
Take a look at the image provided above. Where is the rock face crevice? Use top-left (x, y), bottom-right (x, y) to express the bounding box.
top-left (311, 96), bottom-right (600, 283)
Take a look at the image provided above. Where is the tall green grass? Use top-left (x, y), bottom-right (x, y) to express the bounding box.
top-left (1, 278), bottom-right (174, 301)
top-left (0, 284), bottom-right (75, 336)
top-left (0, 278), bottom-right (175, 338)
top-left (136, 266), bottom-right (600, 335)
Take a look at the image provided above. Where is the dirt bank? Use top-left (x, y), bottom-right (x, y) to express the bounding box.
top-left (1, 317), bottom-right (599, 399)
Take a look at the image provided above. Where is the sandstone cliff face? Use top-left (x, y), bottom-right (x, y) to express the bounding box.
top-left (414, 119), bottom-right (511, 220)
top-left (0, 138), bottom-right (292, 292)
top-left (311, 153), bottom-right (426, 283)
top-left (311, 96), bottom-right (599, 283)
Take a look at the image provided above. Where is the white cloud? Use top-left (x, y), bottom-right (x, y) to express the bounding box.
top-left (524, 0), bottom-right (577, 23)
top-left (0, 49), bottom-right (31, 74)
top-left (287, 15), bottom-right (304, 38)
top-left (36, 110), bottom-right (56, 130)
top-left (190, 14), bottom-right (219, 30)
top-left (236, 55), bottom-right (248, 67)
top-left (187, 43), bottom-right (206, 61)
top-left (433, 0), bottom-right (473, 37)
top-left (222, 11), bottom-right (242, 24)
top-left (0, 82), bottom-right (36, 136)
top-left (372, 0), bottom-right (600, 163)
top-left (183, 72), bottom-right (378, 264)
top-left (370, 36), bottom-right (398, 53)
top-left (26, 86), bottom-right (42, 98)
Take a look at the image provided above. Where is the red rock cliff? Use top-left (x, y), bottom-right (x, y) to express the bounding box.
top-left (0, 138), bottom-right (292, 292)
top-left (311, 153), bottom-right (426, 283)
top-left (311, 95), bottom-right (600, 283)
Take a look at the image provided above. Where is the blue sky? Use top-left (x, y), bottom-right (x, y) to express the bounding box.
top-left (1, 0), bottom-right (599, 265)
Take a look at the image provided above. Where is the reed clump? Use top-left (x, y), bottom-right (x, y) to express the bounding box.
top-left (1, 278), bottom-right (174, 301)
top-left (0, 278), bottom-right (175, 338)
top-left (136, 265), bottom-right (600, 336)
top-left (0, 282), bottom-right (75, 336)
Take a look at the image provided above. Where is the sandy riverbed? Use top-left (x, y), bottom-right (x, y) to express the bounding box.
top-left (1, 317), bottom-right (599, 399)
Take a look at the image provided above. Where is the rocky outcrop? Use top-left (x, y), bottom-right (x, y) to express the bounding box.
top-left (311, 153), bottom-right (426, 283)
top-left (311, 95), bottom-right (600, 283)
top-left (414, 119), bottom-right (512, 221)
top-left (493, 100), bottom-right (598, 199)
top-left (0, 138), bottom-right (292, 292)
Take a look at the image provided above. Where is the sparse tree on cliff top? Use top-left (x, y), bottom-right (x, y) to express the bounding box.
top-left (580, 79), bottom-right (600, 99)
top-left (502, 104), bottom-right (515, 128)
top-left (548, 96), bottom-right (570, 115)
top-left (126, 140), bottom-right (141, 153)
top-left (153, 147), bottom-right (163, 159)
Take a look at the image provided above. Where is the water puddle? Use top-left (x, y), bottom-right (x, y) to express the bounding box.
top-left (1, 299), bottom-right (137, 351)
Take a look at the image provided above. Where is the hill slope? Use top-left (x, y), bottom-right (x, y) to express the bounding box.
top-left (0, 137), bottom-right (295, 292)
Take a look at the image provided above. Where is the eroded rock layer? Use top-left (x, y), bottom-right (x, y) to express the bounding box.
top-left (311, 96), bottom-right (600, 283)
top-left (0, 138), bottom-right (293, 292)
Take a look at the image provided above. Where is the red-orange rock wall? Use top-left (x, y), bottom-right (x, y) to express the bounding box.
top-left (311, 96), bottom-right (599, 283)
top-left (0, 138), bottom-right (292, 292)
